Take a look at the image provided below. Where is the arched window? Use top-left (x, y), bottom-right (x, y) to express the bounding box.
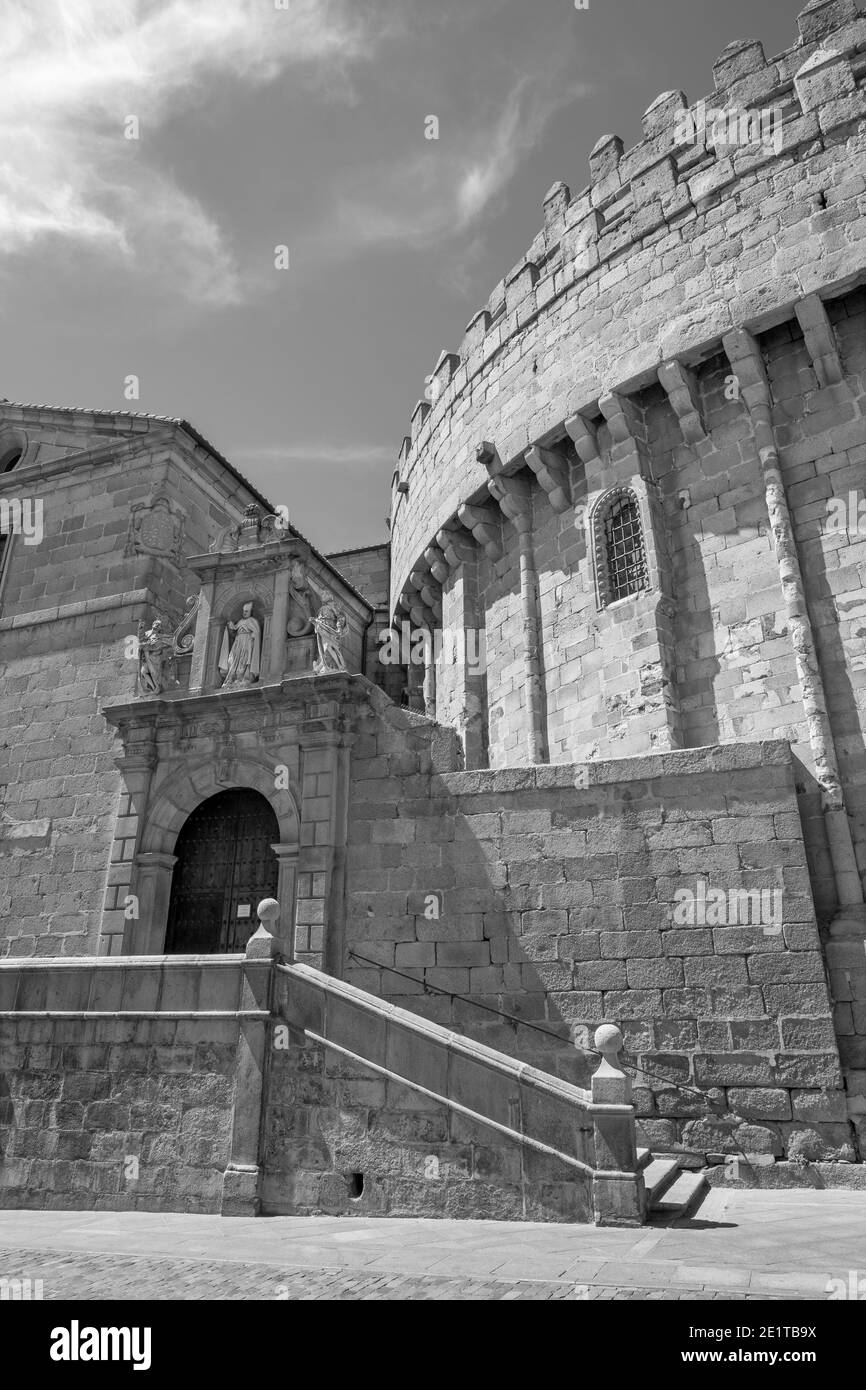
top-left (594, 488), bottom-right (649, 607)
top-left (0, 447), bottom-right (22, 473)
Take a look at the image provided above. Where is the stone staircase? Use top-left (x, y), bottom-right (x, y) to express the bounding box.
top-left (274, 961), bottom-right (651, 1225)
top-left (638, 1148), bottom-right (709, 1223)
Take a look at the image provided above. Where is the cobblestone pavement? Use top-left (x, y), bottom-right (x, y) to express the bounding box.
top-left (0, 1246), bottom-right (794, 1300)
top-left (1, 1187), bottom-right (861, 1301)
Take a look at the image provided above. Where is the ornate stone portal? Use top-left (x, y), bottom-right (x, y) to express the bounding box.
top-left (105, 506), bottom-right (373, 961)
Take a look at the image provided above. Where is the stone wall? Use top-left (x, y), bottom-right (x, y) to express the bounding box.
top-left (261, 1039), bottom-right (592, 1222)
top-left (0, 957), bottom-right (244, 1211)
top-left (345, 716), bottom-right (856, 1162)
top-left (0, 419), bottom-right (249, 958)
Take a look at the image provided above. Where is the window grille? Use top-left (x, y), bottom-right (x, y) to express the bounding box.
top-left (602, 493), bottom-right (648, 603)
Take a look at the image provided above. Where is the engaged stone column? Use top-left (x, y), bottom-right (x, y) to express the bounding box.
top-left (127, 851), bottom-right (177, 954)
top-left (221, 900), bottom-right (278, 1217)
top-left (271, 842), bottom-right (298, 956)
top-left (101, 747), bottom-right (156, 956)
top-left (435, 525), bottom-right (489, 769)
top-left (481, 443), bottom-right (547, 765)
top-left (724, 328), bottom-right (863, 913)
top-left (725, 325), bottom-right (866, 1162)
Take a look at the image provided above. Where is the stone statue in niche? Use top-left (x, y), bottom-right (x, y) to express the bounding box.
top-left (287, 558), bottom-right (315, 637)
top-left (137, 618), bottom-right (178, 695)
top-left (313, 601), bottom-right (348, 674)
top-left (219, 602), bottom-right (262, 687)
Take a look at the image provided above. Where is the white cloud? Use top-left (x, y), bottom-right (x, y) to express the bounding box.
top-left (0, 0), bottom-right (386, 303)
top-left (313, 70), bottom-right (591, 261)
top-left (232, 442), bottom-right (394, 467)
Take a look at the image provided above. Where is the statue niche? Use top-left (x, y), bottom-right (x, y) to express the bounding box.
top-left (219, 600), bottom-right (262, 688)
top-left (287, 558), bottom-right (315, 637)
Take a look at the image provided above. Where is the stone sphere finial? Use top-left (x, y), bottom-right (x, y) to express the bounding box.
top-left (257, 898), bottom-right (280, 925)
top-left (594, 1023), bottom-right (624, 1061)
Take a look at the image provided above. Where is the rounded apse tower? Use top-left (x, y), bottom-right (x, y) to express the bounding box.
top-left (388, 0), bottom-right (866, 786)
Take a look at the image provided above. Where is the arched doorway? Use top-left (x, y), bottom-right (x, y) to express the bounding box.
top-left (165, 789), bottom-right (279, 953)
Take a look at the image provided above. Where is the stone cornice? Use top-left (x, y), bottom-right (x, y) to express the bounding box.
top-left (101, 672), bottom-right (379, 734)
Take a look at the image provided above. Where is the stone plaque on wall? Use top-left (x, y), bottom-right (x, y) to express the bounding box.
top-left (125, 494), bottom-right (186, 563)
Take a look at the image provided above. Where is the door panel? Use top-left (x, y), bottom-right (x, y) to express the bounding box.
top-left (165, 789), bottom-right (280, 953)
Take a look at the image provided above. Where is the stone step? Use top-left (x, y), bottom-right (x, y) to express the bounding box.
top-left (636, 1147), bottom-right (652, 1172)
top-left (643, 1156), bottom-right (683, 1206)
top-left (648, 1170), bottom-right (709, 1223)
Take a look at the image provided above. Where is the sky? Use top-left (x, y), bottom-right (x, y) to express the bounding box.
top-left (0, 0), bottom-right (807, 552)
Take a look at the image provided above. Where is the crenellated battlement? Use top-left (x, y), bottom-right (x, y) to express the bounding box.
top-left (390, 0), bottom-right (866, 613)
top-left (393, 0), bottom-right (866, 501)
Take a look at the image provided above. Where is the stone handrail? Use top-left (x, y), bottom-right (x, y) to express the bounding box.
top-left (275, 955), bottom-right (645, 1225)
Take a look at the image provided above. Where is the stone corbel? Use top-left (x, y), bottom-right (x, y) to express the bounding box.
top-left (794, 294), bottom-right (845, 388)
top-left (478, 440), bottom-right (533, 533)
top-left (436, 525), bottom-right (477, 572)
top-left (409, 569), bottom-right (442, 623)
top-left (564, 412), bottom-right (600, 465)
top-left (524, 444), bottom-right (571, 514)
top-left (598, 390), bottom-right (646, 452)
top-left (398, 589), bottom-right (436, 636)
top-left (457, 503), bottom-right (503, 561)
top-left (423, 543), bottom-right (450, 585)
top-left (486, 472), bottom-right (533, 533)
top-left (658, 360), bottom-right (707, 445)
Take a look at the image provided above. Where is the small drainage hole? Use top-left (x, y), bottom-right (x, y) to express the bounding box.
top-left (347, 1172), bottom-right (364, 1199)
